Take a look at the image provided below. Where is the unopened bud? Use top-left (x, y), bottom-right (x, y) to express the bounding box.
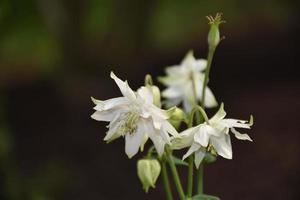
top-left (167, 107), bottom-right (185, 129)
top-left (207, 13), bottom-right (225, 48)
top-left (144, 74), bottom-right (161, 107)
top-left (151, 85), bottom-right (161, 107)
top-left (137, 159), bottom-right (161, 192)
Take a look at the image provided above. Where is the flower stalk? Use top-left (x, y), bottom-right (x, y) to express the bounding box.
top-left (161, 159), bottom-right (173, 200)
top-left (187, 155), bottom-right (194, 198)
top-left (166, 148), bottom-right (185, 200)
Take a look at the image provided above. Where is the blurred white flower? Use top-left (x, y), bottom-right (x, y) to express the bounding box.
top-left (172, 103), bottom-right (253, 168)
top-left (91, 72), bottom-right (178, 158)
top-left (159, 51), bottom-right (217, 111)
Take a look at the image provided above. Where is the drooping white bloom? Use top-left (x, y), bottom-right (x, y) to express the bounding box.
top-left (172, 103), bottom-right (253, 168)
top-left (91, 72), bottom-right (178, 158)
top-left (159, 51), bottom-right (217, 111)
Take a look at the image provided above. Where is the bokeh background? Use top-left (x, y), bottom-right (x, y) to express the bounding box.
top-left (0, 0), bottom-right (299, 199)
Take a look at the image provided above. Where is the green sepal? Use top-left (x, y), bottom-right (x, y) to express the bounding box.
top-left (192, 194), bottom-right (220, 200)
top-left (203, 152), bottom-right (217, 164)
top-left (172, 155), bottom-right (188, 167)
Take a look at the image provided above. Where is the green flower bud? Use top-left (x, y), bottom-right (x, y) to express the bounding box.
top-left (144, 74), bottom-right (161, 107)
top-left (151, 85), bottom-right (161, 107)
top-left (167, 107), bottom-right (185, 129)
top-left (137, 159), bottom-right (161, 192)
top-left (207, 13), bottom-right (225, 49)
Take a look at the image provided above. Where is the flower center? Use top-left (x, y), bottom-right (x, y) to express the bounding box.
top-left (117, 111), bottom-right (140, 135)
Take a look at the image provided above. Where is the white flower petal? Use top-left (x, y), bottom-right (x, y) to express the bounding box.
top-left (148, 132), bottom-right (166, 156)
top-left (194, 59), bottom-right (207, 72)
top-left (181, 50), bottom-right (196, 69)
top-left (162, 86), bottom-right (183, 99)
top-left (93, 97), bottom-right (128, 111)
top-left (222, 119), bottom-right (251, 129)
top-left (159, 74), bottom-right (186, 86)
top-left (144, 122), bottom-right (166, 156)
top-left (231, 128), bottom-right (253, 142)
top-left (91, 110), bottom-right (119, 122)
top-left (162, 121), bottom-right (179, 137)
top-left (140, 134), bottom-right (149, 152)
top-left (183, 142), bottom-right (201, 160)
top-left (194, 125), bottom-right (211, 147)
top-left (104, 127), bottom-right (122, 142)
top-left (165, 65), bottom-right (184, 76)
top-left (210, 103), bottom-right (226, 123)
top-left (210, 134), bottom-right (232, 159)
top-left (163, 98), bottom-right (181, 108)
top-left (125, 122), bottom-right (146, 158)
top-left (149, 107), bottom-right (169, 130)
top-left (171, 126), bottom-right (198, 150)
top-left (110, 72), bottom-right (136, 101)
top-left (103, 113), bottom-right (124, 141)
top-left (203, 87), bottom-right (218, 108)
top-left (183, 97), bottom-right (193, 112)
top-left (194, 149), bottom-right (206, 169)
top-left (137, 86), bottom-right (153, 104)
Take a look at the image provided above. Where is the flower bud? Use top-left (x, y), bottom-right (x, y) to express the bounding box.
top-left (151, 85), bottom-right (161, 107)
top-left (137, 159), bottom-right (161, 192)
top-left (144, 74), bottom-right (162, 107)
top-left (167, 107), bottom-right (185, 129)
top-left (207, 13), bottom-right (225, 48)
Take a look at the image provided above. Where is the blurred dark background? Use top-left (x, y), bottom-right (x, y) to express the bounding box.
top-left (0, 0), bottom-right (299, 199)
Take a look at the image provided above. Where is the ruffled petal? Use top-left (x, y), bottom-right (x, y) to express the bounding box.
top-left (222, 119), bottom-right (251, 129)
top-left (231, 128), bottom-right (253, 141)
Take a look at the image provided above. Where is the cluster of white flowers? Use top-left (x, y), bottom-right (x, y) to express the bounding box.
top-left (91, 53), bottom-right (253, 168)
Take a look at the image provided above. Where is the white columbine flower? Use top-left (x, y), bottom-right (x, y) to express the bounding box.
top-left (159, 51), bottom-right (217, 111)
top-left (172, 103), bottom-right (253, 168)
top-left (91, 72), bottom-right (178, 158)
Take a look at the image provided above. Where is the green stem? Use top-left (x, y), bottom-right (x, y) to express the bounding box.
top-left (195, 46), bottom-right (216, 195)
top-left (161, 160), bottom-right (173, 200)
top-left (187, 155), bottom-right (194, 197)
top-left (166, 150), bottom-right (185, 200)
top-left (189, 106), bottom-right (210, 126)
top-left (196, 164), bottom-right (204, 194)
top-left (201, 46), bottom-right (216, 108)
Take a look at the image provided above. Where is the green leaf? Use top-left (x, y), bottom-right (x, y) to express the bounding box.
top-left (172, 155), bottom-right (188, 166)
top-left (192, 194), bottom-right (220, 200)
